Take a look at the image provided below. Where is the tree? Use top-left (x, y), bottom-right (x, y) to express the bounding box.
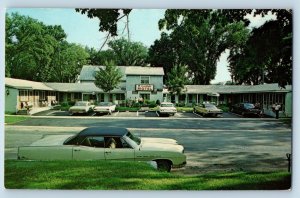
top-left (225, 9), bottom-right (292, 88)
top-left (5, 13), bottom-right (57, 81)
top-left (108, 38), bottom-right (148, 66)
top-left (148, 32), bottom-right (178, 82)
top-left (50, 42), bottom-right (90, 82)
top-left (94, 61), bottom-right (123, 93)
top-left (85, 38), bottom-right (149, 66)
top-left (152, 9), bottom-right (249, 85)
top-left (166, 64), bottom-right (189, 96)
top-left (75, 9), bottom-right (132, 49)
top-left (6, 13), bottom-right (90, 83)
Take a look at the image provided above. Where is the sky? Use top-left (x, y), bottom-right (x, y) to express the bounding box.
top-left (6, 8), bottom-right (275, 84)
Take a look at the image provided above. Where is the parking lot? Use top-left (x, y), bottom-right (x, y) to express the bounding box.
top-left (33, 109), bottom-right (242, 118)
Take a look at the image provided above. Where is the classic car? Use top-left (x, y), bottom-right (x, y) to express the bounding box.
top-left (69, 101), bottom-right (94, 115)
top-left (193, 103), bottom-right (223, 117)
top-left (94, 102), bottom-right (116, 115)
top-left (231, 102), bottom-right (262, 117)
top-left (158, 102), bottom-right (177, 116)
top-left (17, 127), bottom-right (186, 172)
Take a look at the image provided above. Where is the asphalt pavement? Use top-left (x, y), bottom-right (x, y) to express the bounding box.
top-left (4, 116), bottom-right (292, 174)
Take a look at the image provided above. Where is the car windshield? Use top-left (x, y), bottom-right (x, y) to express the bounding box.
top-left (244, 103), bottom-right (255, 109)
top-left (205, 104), bottom-right (218, 109)
top-left (126, 131), bottom-right (141, 145)
top-left (161, 103), bottom-right (174, 107)
top-left (75, 102), bottom-right (87, 106)
top-left (98, 102), bottom-right (112, 106)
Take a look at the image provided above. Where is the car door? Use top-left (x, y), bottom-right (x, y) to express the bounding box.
top-left (104, 137), bottom-right (135, 161)
top-left (72, 136), bottom-right (105, 160)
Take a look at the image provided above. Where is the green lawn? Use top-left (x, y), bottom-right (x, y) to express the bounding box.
top-left (5, 160), bottom-right (291, 190)
top-left (5, 115), bottom-right (30, 124)
top-left (116, 107), bottom-right (140, 111)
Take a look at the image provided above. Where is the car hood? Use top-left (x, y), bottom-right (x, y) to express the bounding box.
top-left (69, 106), bottom-right (88, 110)
top-left (141, 137), bottom-right (178, 144)
top-left (94, 106), bottom-right (113, 109)
top-left (159, 107), bottom-right (176, 110)
top-left (30, 135), bottom-right (74, 146)
top-left (139, 141), bottom-right (184, 153)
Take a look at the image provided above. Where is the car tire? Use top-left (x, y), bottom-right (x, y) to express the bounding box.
top-left (156, 160), bottom-right (171, 172)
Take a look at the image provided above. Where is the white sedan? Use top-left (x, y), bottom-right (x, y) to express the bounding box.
top-left (69, 101), bottom-right (94, 115)
top-left (94, 102), bottom-right (116, 115)
top-left (17, 127), bottom-right (186, 172)
top-left (158, 102), bottom-right (177, 116)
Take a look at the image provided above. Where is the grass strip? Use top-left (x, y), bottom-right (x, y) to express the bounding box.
top-left (5, 160), bottom-right (291, 190)
top-left (5, 115), bottom-right (30, 124)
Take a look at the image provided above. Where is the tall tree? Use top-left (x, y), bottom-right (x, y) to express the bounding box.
top-left (227, 9), bottom-right (292, 88)
top-left (108, 38), bottom-right (148, 66)
top-left (75, 9), bottom-right (132, 49)
top-left (6, 13), bottom-right (90, 83)
top-left (94, 61), bottom-right (123, 93)
top-left (5, 13), bottom-right (57, 81)
top-left (166, 64), bottom-right (189, 96)
top-left (153, 9), bottom-right (249, 84)
top-left (148, 32), bottom-right (178, 82)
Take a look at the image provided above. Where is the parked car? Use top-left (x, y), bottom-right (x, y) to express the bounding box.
top-left (17, 127), bottom-right (186, 172)
top-left (158, 102), bottom-right (177, 116)
top-left (231, 102), bottom-right (262, 117)
top-left (69, 101), bottom-right (94, 115)
top-left (94, 102), bottom-right (116, 115)
top-left (193, 103), bottom-right (223, 117)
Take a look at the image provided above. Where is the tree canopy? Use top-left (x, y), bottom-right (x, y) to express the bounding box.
top-left (5, 13), bottom-right (89, 83)
top-left (94, 61), bottom-right (123, 93)
top-left (150, 9), bottom-right (249, 85)
top-left (227, 9), bottom-right (292, 88)
top-left (166, 64), bottom-right (189, 96)
top-left (86, 38), bottom-right (148, 66)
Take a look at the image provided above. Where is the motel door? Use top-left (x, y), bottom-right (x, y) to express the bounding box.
top-left (139, 93), bottom-right (150, 101)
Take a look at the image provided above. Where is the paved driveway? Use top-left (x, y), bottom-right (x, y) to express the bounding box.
top-left (5, 117), bottom-right (291, 174)
top-left (33, 109), bottom-right (241, 118)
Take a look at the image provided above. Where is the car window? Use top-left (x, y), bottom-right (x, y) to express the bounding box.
top-left (244, 103), bottom-right (255, 109)
top-left (98, 102), bottom-right (112, 106)
top-left (81, 136), bottom-right (105, 148)
top-left (161, 103), bottom-right (174, 107)
top-left (126, 131), bottom-right (141, 145)
top-left (75, 102), bottom-right (87, 106)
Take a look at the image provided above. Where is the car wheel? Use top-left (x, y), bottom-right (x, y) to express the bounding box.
top-left (241, 112), bottom-right (245, 117)
top-left (156, 160), bottom-right (171, 172)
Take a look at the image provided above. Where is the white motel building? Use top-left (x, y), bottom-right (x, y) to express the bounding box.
top-left (5, 65), bottom-right (292, 117)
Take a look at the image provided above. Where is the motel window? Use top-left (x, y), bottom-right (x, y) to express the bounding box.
top-left (19, 90), bottom-right (29, 101)
top-left (188, 94), bottom-right (193, 103)
top-left (141, 76), bottom-right (150, 84)
top-left (74, 93), bottom-right (81, 100)
top-left (116, 93), bottom-right (125, 100)
top-left (140, 93), bottom-right (150, 101)
top-left (98, 93), bottom-right (105, 102)
top-left (38, 91), bottom-right (46, 101)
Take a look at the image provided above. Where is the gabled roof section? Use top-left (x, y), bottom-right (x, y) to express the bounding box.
top-left (125, 66), bottom-right (164, 76)
top-left (78, 65), bottom-right (126, 81)
top-left (78, 65), bottom-right (164, 81)
top-left (185, 84), bottom-right (292, 94)
top-left (5, 78), bottom-right (53, 91)
top-left (45, 82), bottom-right (125, 93)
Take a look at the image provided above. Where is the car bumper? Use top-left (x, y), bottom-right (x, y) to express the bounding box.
top-left (159, 111), bottom-right (177, 115)
top-left (172, 161), bottom-right (187, 168)
top-left (94, 109), bottom-right (111, 113)
top-left (69, 110), bottom-right (87, 114)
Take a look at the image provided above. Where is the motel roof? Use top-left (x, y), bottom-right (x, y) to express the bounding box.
top-left (45, 82), bottom-right (125, 93)
top-left (5, 78), bottom-right (54, 91)
top-left (184, 84), bottom-right (292, 94)
top-left (78, 65), bottom-right (164, 81)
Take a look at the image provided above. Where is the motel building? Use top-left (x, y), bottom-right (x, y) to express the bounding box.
top-left (5, 65), bottom-right (292, 118)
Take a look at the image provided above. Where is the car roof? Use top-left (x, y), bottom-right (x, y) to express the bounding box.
top-left (78, 127), bottom-right (128, 137)
top-left (161, 102), bottom-right (173, 104)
